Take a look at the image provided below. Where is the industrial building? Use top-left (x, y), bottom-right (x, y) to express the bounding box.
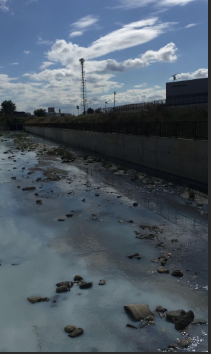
top-left (166, 77), bottom-right (208, 106)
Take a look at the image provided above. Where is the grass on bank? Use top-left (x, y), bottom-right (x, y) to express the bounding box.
top-left (25, 104), bottom-right (208, 125)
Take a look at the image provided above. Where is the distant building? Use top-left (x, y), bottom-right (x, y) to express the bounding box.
top-left (48, 107), bottom-right (55, 114)
top-left (166, 78), bottom-right (208, 106)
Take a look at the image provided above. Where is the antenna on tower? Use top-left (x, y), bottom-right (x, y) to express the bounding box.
top-left (172, 73), bottom-right (178, 81)
top-left (79, 58), bottom-right (87, 115)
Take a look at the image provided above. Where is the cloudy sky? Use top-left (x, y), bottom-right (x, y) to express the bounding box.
top-left (0, 0), bottom-right (208, 114)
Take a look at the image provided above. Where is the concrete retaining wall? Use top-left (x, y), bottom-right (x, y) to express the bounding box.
top-left (25, 126), bottom-right (208, 185)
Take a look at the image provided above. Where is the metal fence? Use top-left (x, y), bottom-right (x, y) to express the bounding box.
top-left (25, 121), bottom-right (208, 140)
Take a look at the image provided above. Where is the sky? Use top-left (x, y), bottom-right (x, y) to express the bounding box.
top-left (0, 0), bottom-right (208, 115)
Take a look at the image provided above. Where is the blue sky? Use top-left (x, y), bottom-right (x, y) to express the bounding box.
top-left (0, 0), bottom-right (208, 114)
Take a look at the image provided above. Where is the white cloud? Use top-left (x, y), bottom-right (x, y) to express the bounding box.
top-left (10, 62), bottom-right (19, 65)
top-left (115, 0), bottom-right (204, 9)
top-left (134, 83), bottom-right (147, 88)
top-left (37, 37), bottom-right (53, 45)
top-left (185, 23), bottom-right (197, 28)
top-left (39, 61), bottom-right (55, 70)
top-left (69, 31), bottom-right (84, 38)
top-left (169, 68), bottom-right (208, 80)
top-left (0, 0), bottom-right (9, 12)
top-left (24, 50), bottom-right (30, 54)
top-left (47, 18), bottom-right (176, 66)
top-left (71, 15), bottom-right (99, 30)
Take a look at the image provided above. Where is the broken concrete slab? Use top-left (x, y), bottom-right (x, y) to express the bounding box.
top-left (124, 304), bottom-right (154, 321)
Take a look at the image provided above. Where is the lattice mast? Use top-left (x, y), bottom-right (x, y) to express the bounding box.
top-left (79, 58), bottom-right (87, 114)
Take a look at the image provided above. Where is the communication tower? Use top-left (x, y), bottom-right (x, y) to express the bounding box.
top-left (79, 58), bottom-right (87, 114)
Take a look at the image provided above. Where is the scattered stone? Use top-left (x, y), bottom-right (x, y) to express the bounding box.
top-left (128, 220), bottom-right (134, 223)
top-left (128, 253), bottom-right (143, 260)
top-left (66, 214), bottom-right (73, 218)
top-left (17, 186), bottom-right (20, 188)
top-left (64, 325), bottom-right (77, 333)
top-left (56, 286), bottom-right (70, 293)
top-left (166, 310), bottom-right (186, 322)
top-left (168, 343), bottom-right (179, 350)
top-left (148, 321), bottom-right (155, 325)
top-left (171, 239), bottom-right (178, 243)
top-left (191, 319), bottom-right (207, 325)
top-left (156, 306), bottom-right (167, 313)
top-left (56, 281), bottom-right (73, 289)
top-left (179, 338), bottom-right (192, 348)
top-left (119, 220), bottom-right (124, 223)
top-left (171, 270), bottom-right (183, 277)
top-left (74, 275), bottom-right (83, 281)
top-left (22, 186), bottom-right (36, 191)
top-left (11, 177), bottom-right (16, 180)
top-left (174, 310), bottom-right (195, 330)
top-left (126, 324), bottom-right (138, 329)
top-left (79, 282), bottom-right (93, 289)
top-left (68, 328), bottom-right (84, 338)
top-left (81, 199), bottom-right (86, 202)
top-left (146, 315), bottom-right (155, 322)
top-left (136, 234), bottom-right (157, 240)
top-left (99, 280), bottom-right (106, 285)
top-left (58, 219), bottom-right (65, 222)
top-left (124, 304), bottom-right (154, 321)
top-left (157, 267), bottom-right (169, 274)
top-left (95, 194), bottom-right (100, 196)
top-left (197, 203), bottom-right (203, 207)
top-left (133, 203), bottom-right (138, 207)
top-left (36, 200), bottom-right (42, 205)
top-left (28, 297), bottom-right (50, 304)
top-left (92, 217), bottom-right (97, 220)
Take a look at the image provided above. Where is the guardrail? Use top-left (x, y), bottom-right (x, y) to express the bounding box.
top-left (25, 121), bottom-right (208, 140)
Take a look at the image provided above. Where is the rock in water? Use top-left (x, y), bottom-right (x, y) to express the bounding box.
top-left (68, 328), bottom-right (84, 338)
top-left (166, 310), bottom-right (186, 322)
top-left (74, 275), bottom-right (83, 281)
top-left (124, 304), bottom-right (154, 321)
top-left (175, 310), bottom-right (195, 330)
top-left (28, 297), bottom-right (49, 304)
top-left (99, 280), bottom-right (106, 285)
top-left (79, 282), bottom-right (93, 289)
top-left (56, 286), bottom-right (69, 293)
top-left (64, 325), bottom-right (77, 333)
top-left (56, 281), bottom-right (73, 289)
top-left (171, 270), bottom-right (183, 277)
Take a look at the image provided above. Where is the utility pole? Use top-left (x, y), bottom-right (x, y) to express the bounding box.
top-left (79, 58), bottom-right (87, 115)
top-left (105, 101), bottom-right (108, 112)
top-left (114, 91), bottom-right (116, 110)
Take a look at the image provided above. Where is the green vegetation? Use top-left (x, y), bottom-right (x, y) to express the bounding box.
top-left (25, 103), bottom-right (208, 125)
top-left (1, 100), bottom-right (16, 114)
top-left (46, 147), bottom-right (74, 160)
top-left (34, 108), bottom-right (46, 117)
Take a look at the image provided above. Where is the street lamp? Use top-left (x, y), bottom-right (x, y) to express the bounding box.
top-left (105, 101), bottom-right (108, 112)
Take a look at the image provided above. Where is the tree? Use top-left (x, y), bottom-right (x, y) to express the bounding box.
top-left (34, 109), bottom-right (46, 117)
top-left (87, 107), bottom-right (94, 114)
top-left (1, 100), bottom-right (16, 114)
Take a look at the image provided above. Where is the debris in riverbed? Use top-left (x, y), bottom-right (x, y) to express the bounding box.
top-left (171, 270), bottom-right (183, 277)
top-left (79, 282), bottom-right (93, 289)
top-left (174, 310), bottom-right (195, 330)
top-left (136, 233), bottom-right (157, 240)
top-left (68, 328), bottom-right (84, 338)
top-left (126, 324), bottom-right (138, 329)
top-left (28, 297), bottom-right (50, 303)
top-left (157, 266), bottom-right (169, 274)
top-left (133, 202), bottom-right (138, 207)
top-left (156, 306), bottom-right (168, 313)
top-left (58, 218), bottom-right (65, 221)
top-left (36, 200), bottom-right (42, 204)
top-left (124, 304), bottom-right (154, 321)
top-left (74, 275), bottom-right (83, 281)
top-left (56, 281), bottom-right (73, 289)
top-left (64, 325), bottom-right (77, 333)
top-left (56, 285), bottom-right (70, 293)
top-left (128, 253), bottom-right (143, 260)
top-left (22, 186), bottom-right (36, 191)
top-left (166, 310), bottom-right (186, 322)
top-left (99, 280), bottom-right (106, 285)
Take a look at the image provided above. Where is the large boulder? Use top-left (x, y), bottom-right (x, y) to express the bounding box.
top-left (124, 304), bottom-right (154, 321)
top-left (68, 328), bottom-right (84, 338)
top-left (175, 310), bottom-right (195, 330)
top-left (64, 325), bottom-right (77, 333)
top-left (28, 297), bottom-right (49, 304)
top-left (166, 310), bottom-right (186, 321)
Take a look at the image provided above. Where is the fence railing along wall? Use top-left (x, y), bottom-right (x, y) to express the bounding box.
top-left (25, 121), bottom-right (208, 140)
